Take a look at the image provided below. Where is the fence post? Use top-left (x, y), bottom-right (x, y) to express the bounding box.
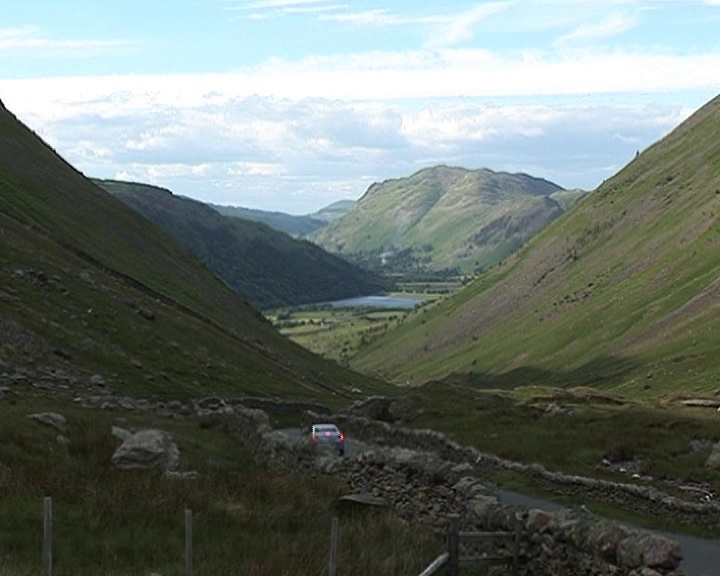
top-left (43, 496), bottom-right (52, 576)
top-left (185, 509), bottom-right (193, 576)
top-left (512, 512), bottom-right (522, 576)
top-left (329, 516), bottom-right (339, 576)
top-left (446, 514), bottom-right (459, 576)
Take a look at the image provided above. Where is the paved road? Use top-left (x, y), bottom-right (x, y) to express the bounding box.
top-left (282, 428), bottom-right (720, 575)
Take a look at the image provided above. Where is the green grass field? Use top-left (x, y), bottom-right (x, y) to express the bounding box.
top-left (0, 394), bottom-right (439, 576)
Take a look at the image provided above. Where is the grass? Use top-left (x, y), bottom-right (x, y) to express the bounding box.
top-left (266, 286), bottom-right (448, 364)
top-left (346, 97), bottom-right (720, 396)
top-left (391, 382), bottom-right (720, 536)
top-left (269, 305), bottom-right (410, 363)
top-left (0, 394), bottom-right (440, 576)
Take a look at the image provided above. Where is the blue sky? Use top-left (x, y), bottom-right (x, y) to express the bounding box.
top-left (1, 0), bottom-right (719, 213)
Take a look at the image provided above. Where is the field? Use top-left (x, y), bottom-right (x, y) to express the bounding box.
top-left (266, 286), bottom-right (450, 364)
top-left (0, 393), bottom-right (439, 576)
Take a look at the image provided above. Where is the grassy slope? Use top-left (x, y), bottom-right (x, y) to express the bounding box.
top-left (309, 165), bottom-right (565, 273)
top-left (96, 179), bottom-right (392, 310)
top-left (0, 102), bottom-right (391, 402)
top-left (351, 95), bottom-right (720, 398)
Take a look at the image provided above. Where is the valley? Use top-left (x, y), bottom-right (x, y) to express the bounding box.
top-left (2, 87), bottom-right (720, 575)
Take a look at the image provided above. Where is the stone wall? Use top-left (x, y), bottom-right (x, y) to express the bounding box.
top-left (326, 412), bottom-right (720, 531)
top-left (222, 404), bottom-right (692, 576)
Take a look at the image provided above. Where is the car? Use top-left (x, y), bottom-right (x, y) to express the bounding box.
top-left (309, 423), bottom-right (345, 456)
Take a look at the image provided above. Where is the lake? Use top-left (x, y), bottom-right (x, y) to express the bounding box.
top-left (325, 295), bottom-right (424, 309)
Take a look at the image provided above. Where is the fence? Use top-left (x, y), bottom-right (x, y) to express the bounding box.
top-left (40, 498), bottom-right (521, 576)
top-left (418, 513), bottom-right (525, 576)
top-left (39, 497), bottom-right (341, 576)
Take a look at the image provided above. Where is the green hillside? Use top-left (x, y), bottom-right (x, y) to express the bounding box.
top-left (350, 95), bottom-right (720, 398)
top-left (0, 100), bottom-right (390, 401)
top-left (97, 180), bottom-right (392, 310)
top-left (309, 166), bottom-right (567, 276)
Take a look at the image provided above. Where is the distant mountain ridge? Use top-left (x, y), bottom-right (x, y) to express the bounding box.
top-left (309, 166), bottom-right (575, 276)
top-left (97, 180), bottom-right (392, 310)
top-left (211, 199), bottom-right (355, 237)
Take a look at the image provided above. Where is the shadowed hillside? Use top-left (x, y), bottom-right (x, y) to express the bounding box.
top-left (0, 99), bottom-right (390, 401)
top-left (309, 166), bottom-right (570, 276)
top-left (96, 180), bottom-right (392, 310)
top-left (351, 95), bottom-right (720, 398)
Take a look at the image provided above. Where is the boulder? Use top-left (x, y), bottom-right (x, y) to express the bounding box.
top-left (617, 533), bottom-right (683, 570)
top-left (705, 440), bottom-right (720, 469)
top-left (26, 412), bottom-right (67, 433)
top-left (111, 429), bottom-right (179, 471)
top-left (111, 426), bottom-right (132, 442)
top-left (344, 396), bottom-right (400, 422)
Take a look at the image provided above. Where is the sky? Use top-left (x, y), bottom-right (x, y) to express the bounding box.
top-left (1, 1), bottom-right (719, 214)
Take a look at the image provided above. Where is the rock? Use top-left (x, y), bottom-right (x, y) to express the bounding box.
top-left (165, 470), bottom-right (200, 480)
top-left (89, 374), bottom-right (105, 386)
top-left (27, 412), bottom-right (67, 433)
top-left (446, 462), bottom-right (475, 484)
top-left (704, 440), bottom-right (720, 469)
top-left (338, 493), bottom-right (389, 507)
top-left (111, 426), bottom-right (132, 441)
top-left (111, 429), bottom-right (180, 471)
top-left (617, 533), bottom-right (683, 570)
top-left (526, 508), bottom-right (554, 533)
top-left (586, 520), bottom-right (632, 561)
top-left (138, 307), bottom-right (155, 321)
top-left (344, 396), bottom-right (400, 422)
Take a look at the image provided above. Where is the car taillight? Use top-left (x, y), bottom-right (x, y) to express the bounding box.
top-left (339, 433), bottom-right (345, 442)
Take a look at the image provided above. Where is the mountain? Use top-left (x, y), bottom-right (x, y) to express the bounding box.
top-left (308, 166), bottom-right (571, 276)
top-left (0, 99), bottom-right (390, 401)
top-left (210, 204), bottom-right (327, 236)
top-left (350, 95), bottom-right (720, 398)
top-left (310, 200), bottom-right (356, 222)
top-left (96, 180), bottom-right (392, 310)
top-left (210, 199), bottom-right (354, 236)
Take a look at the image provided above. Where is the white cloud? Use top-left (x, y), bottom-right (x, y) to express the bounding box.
top-left (427, 2), bottom-right (519, 47)
top-left (0, 26), bottom-right (134, 55)
top-left (556, 12), bottom-right (637, 46)
top-left (4, 46), bottom-right (717, 110)
top-left (224, 0), bottom-right (343, 17)
top-left (2, 78), bottom-right (693, 212)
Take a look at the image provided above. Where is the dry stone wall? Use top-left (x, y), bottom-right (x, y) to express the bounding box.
top-left (223, 403), bottom-right (695, 576)
top-left (326, 412), bottom-right (720, 531)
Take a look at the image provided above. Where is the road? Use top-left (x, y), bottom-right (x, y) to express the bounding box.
top-left (283, 427), bottom-right (720, 575)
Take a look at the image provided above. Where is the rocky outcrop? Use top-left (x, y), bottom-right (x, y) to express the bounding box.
top-left (26, 412), bottom-right (68, 433)
top-left (111, 429), bottom-right (180, 471)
